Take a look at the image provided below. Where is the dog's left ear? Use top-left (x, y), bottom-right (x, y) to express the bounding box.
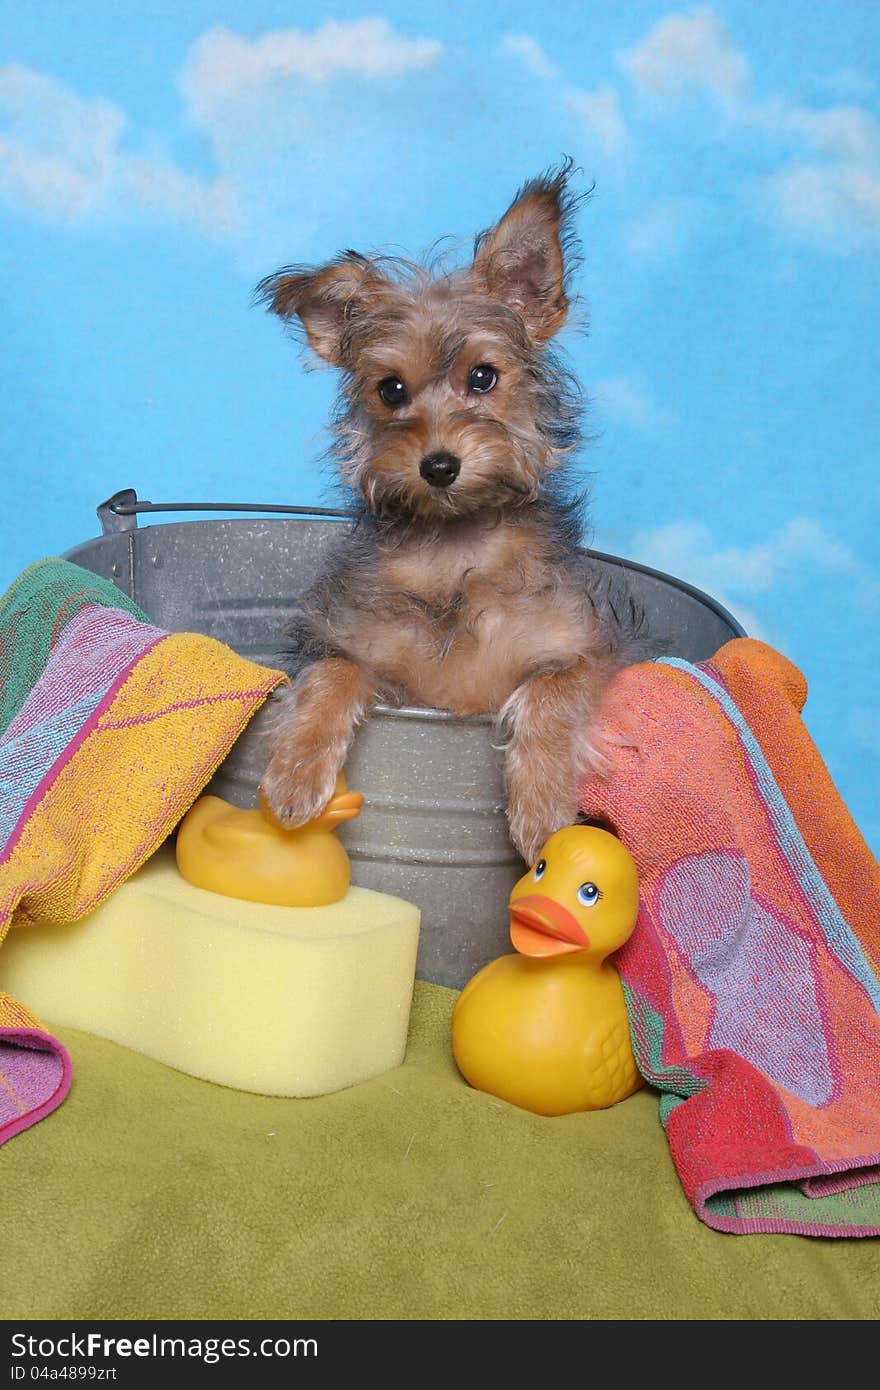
top-left (472, 161), bottom-right (581, 343)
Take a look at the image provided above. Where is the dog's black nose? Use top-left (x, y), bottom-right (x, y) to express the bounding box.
top-left (419, 451), bottom-right (461, 488)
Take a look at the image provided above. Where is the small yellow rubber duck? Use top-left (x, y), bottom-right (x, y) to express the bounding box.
top-left (175, 775), bottom-right (363, 907)
top-left (452, 825), bottom-right (643, 1116)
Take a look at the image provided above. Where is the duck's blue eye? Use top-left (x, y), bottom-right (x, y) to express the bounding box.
top-left (577, 882), bottom-right (601, 906)
top-left (533, 858), bottom-right (547, 881)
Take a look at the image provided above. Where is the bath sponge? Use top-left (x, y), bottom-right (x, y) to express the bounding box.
top-left (0, 846), bottom-right (420, 1096)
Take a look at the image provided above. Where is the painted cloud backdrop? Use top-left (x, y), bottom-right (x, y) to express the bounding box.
top-left (1, 1), bottom-right (877, 849)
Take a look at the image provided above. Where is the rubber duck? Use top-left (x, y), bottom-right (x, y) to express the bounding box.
top-left (175, 775), bottom-right (364, 907)
top-left (452, 825), bottom-right (643, 1116)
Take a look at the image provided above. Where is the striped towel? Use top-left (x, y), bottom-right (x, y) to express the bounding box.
top-left (0, 559), bottom-right (285, 1147)
top-left (582, 638), bottom-right (880, 1236)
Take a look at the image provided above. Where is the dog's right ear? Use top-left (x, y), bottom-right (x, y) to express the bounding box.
top-left (255, 253), bottom-right (379, 367)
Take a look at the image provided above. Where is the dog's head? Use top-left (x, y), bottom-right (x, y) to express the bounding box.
top-left (257, 161), bottom-right (585, 522)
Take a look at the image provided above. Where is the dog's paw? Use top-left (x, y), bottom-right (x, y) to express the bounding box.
top-left (505, 755), bottom-right (580, 866)
top-left (506, 798), bottom-right (580, 867)
top-left (260, 747), bottom-right (342, 830)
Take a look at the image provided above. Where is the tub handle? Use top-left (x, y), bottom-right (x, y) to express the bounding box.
top-left (97, 488), bottom-right (353, 534)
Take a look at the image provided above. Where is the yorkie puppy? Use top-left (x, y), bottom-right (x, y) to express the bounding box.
top-left (256, 160), bottom-right (640, 864)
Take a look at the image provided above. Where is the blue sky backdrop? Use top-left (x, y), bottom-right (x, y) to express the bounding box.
top-left (1, 1), bottom-right (878, 850)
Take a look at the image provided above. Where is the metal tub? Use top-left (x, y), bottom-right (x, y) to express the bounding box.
top-left (65, 491), bottom-right (745, 989)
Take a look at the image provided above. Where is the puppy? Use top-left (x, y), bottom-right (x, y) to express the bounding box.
top-left (256, 160), bottom-right (640, 864)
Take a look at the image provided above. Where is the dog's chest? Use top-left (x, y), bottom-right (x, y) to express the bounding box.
top-left (379, 528), bottom-right (540, 626)
top-left (360, 530), bottom-right (588, 712)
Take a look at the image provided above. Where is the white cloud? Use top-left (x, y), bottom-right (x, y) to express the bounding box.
top-left (121, 156), bottom-right (236, 235)
top-left (501, 34), bottom-right (558, 82)
top-left (498, 14), bottom-right (880, 255)
top-left (0, 64), bottom-right (122, 219)
top-left (757, 99), bottom-right (880, 164)
top-left (171, 17), bottom-right (451, 262)
top-left (592, 376), bottom-right (668, 432)
top-left (616, 8), bottom-right (880, 254)
top-left (764, 160), bottom-right (880, 253)
top-left (0, 21), bottom-right (445, 241)
top-left (631, 516), bottom-right (878, 636)
top-left (501, 33), bottom-right (630, 158)
top-left (746, 95), bottom-right (880, 250)
top-left (184, 19), bottom-right (443, 125)
top-left (566, 85), bottom-right (629, 157)
top-left (617, 6), bottom-right (749, 104)
top-left (5, 14), bottom-right (879, 262)
top-left (633, 520), bottom-right (768, 636)
top-left (0, 63), bottom-right (234, 233)
top-left (754, 107), bottom-right (880, 252)
top-left (635, 516), bottom-right (865, 592)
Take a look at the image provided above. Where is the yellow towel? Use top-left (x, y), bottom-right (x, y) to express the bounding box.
top-left (0, 559), bottom-right (285, 1143)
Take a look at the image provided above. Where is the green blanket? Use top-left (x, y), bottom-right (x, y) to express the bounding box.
top-left (3, 983), bottom-right (878, 1321)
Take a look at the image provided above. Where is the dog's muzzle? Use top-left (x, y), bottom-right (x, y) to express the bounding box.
top-left (419, 452), bottom-right (461, 488)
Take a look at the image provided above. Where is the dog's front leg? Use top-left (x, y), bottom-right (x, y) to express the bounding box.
top-left (501, 658), bottom-right (612, 865)
top-left (261, 657), bottom-right (376, 828)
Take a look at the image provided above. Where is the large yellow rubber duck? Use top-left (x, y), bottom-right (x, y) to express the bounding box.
top-left (175, 776), bottom-right (363, 907)
top-left (452, 825), bottom-right (643, 1116)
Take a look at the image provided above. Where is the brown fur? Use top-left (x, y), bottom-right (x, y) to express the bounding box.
top-left (256, 161), bottom-right (638, 864)
top-left (261, 657), bottom-right (376, 831)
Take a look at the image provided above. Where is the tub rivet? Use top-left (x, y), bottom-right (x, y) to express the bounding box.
top-left (151, 554), bottom-right (162, 568)
top-left (111, 562), bottom-right (121, 577)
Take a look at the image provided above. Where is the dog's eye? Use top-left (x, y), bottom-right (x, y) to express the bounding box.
top-left (468, 364), bottom-right (498, 394)
top-left (378, 376), bottom-right (409, 408)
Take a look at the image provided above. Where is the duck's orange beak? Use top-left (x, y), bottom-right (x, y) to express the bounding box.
top-left (313, 789), bottom-right (364, 828)
top-left (508, 894), bottom-right (589, 958)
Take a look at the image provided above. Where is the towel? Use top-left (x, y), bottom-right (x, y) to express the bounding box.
top-left (581, 638), bottom-right (880, 1236)
top-left (0, 558), bottom-right (286, 1147)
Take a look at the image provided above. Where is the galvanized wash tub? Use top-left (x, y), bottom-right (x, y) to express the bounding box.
top-left (65, 491), bottom-right (745, 989)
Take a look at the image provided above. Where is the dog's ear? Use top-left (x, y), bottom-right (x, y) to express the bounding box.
top-left (255, 253), bottom-right (382, 366)
top-left (472, 161), bottom-right (582, 343)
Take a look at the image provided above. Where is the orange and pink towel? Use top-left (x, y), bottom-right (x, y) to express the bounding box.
top-left (582, 639), bottom-right (880, 1236)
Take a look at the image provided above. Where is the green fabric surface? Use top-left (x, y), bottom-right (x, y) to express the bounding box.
top-left (3, 982), bottom-right (878, 1321)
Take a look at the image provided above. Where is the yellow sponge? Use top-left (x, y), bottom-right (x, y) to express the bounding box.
top-left (0, 845), bottom-right (420, 1097)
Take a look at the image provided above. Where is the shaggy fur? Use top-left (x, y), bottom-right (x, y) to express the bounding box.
top-left (256, 160), bottom-right (645, 863)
